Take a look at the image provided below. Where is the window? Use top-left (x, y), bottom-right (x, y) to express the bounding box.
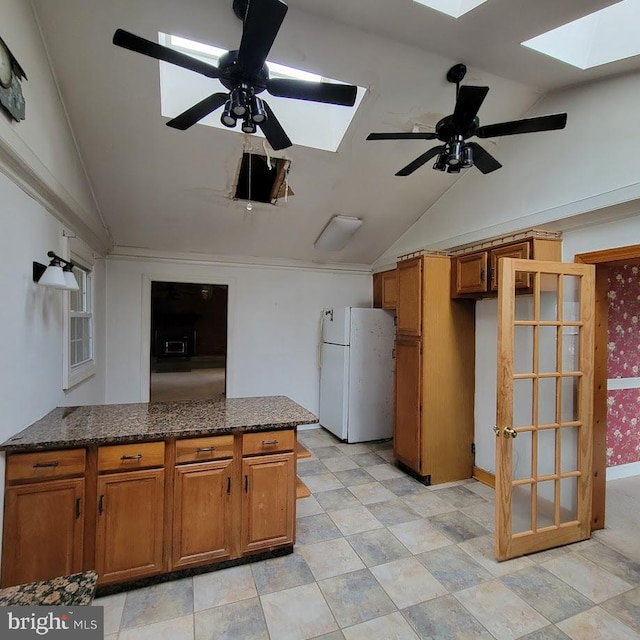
top-left (64, 261), bottom-right (95, 389)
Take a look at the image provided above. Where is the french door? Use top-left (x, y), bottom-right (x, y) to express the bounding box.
top-left (495, 258), bottom-right (595, 560)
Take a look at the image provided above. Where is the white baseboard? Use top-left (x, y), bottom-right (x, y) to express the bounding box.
top-left (607, 461), bottom-right (640, 481)
top-left (298, 423), bottom-right (320, 431)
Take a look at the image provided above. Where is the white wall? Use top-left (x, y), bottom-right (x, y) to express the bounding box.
top-left (375, 69), bottom-right (640, 267)
top-left (105, 254), bottom-right (372, 415)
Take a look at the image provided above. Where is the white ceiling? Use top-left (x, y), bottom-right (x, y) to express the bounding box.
top-left (31, 0), bottom-right (634, 266)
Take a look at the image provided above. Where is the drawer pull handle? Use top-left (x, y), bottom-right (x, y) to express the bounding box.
top-left (33, 462), bottom-right (59, 468)
top-left (75, 498), bottom-right (81, 519)
top-left (244, 475), bottom-right (248, 492)
top-left (227, 477), bottom-right (231, 494)
top-left (196, 447), bottom-right (215, 452)
top-left (121, 454), bottom-right (143, 460)
top-left (98, 494), bottom-right (104, 515)
top-left (261, 440), bottom-right (279, 446)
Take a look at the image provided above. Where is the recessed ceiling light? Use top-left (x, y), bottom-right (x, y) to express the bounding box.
top-left (412, 0), bottom-right (488, 19)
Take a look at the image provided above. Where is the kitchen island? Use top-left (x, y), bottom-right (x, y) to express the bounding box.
top-left (0, 396), bottom-right (318, 593)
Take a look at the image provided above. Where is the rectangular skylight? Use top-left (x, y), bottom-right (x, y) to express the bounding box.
top-left (157, 34), bottom-right (366, 152)
top-left (522, 0), bottom-right (640, 69)
top-left (413, 0), bottom-right (488, 18)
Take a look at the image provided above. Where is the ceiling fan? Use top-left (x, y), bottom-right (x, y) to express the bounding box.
top-left (367, 64), bottom-right (567, 176)
top-left (112, 0), bottom-right (357, 150)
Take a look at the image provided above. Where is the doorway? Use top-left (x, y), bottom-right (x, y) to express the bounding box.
top-left (149, 281), bottom-right (228, 402)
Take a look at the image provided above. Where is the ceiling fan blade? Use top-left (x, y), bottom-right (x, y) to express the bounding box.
top-left (468, 142), bottom-right (502, 174)
top-left (476, 113), bottom-right (568, 138)
top-left (259, 101), bottom-right (292, 150)
top-left (237, 0), bottom-right (288, 76)
top-left (166, 93), bottom-right (228, 130)
top-left (267, 78), bottom-right (357, 106)
top-left (396, 145), bottom-right (445, 177)
top-left (367, 132), bottom-right (438, 141)
top-left (452, 85), bottom-right (489, 129)
top-left (113, 29), bottom-right (220, 79)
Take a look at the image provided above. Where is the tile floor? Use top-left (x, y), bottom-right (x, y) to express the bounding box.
top-left (94, 427), bottom-right (640, 639)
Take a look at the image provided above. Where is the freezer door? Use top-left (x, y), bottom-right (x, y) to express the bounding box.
top-left (319, 342), bottom-right (350, 440)
top-left (322, 307), bottom-right (351, 346)
top-left (347, 309), bottom-right (395, 443)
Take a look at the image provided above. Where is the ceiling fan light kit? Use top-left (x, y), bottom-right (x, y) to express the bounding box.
top-left (112, 0), bottom-right (358, 151)
top-left (367, 64), bottom-right (568, 177)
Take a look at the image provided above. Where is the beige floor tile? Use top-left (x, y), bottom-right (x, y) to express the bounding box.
top-left (304, 473), bottom-right (344, 493)
top-left (194, 597), bottom-right (268, 640)
top-left (465, 481), bottom-right (496, 501)
top-left (336, 444), bottom-right (372, 456)
top-left (342, 611), bottom-right (420, 640)
top-left (193, 565), bottom-right (257, 611)
top-left (370, 557), bottom-right (447, 608)
top-left (119, 614), bottom-right (194, 640)
top-left (297, 538), bottom-right (365, 580)
top-left (458, 534), bottom-right (535, 576)
top-left (93, 592), bottom-right (126, 635)
top-left (296, 494), bottom-right (324, 518)
top-left (455, 580), bottom-right (548, 639)
top-left (323, 456), bottom-right (361, 472)
top-left (542, 553), bottom-right (632, 603)
top-left (366, 464), bottom-right (405, 481)
top-left (348, 482), bottom-right (397, 505)
top-left (261, 582), bottom-right (338, 640)
top-left (400, 491), bottom-right (457, 518)
top-left (388, 518), bottom-right (453, 554)
top-left (328, 505), bottom-right (384, 536)
top-left (557, 606), bottom-right (640, 639)
top-left (461, 501), bottom-right (496, 533)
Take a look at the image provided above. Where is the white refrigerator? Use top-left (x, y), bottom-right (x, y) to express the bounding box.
top-left (319, 307), bottom-right (395, 443)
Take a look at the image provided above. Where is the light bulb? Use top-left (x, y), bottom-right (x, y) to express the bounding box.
top-left (246, 201), bottom-right (253, 211)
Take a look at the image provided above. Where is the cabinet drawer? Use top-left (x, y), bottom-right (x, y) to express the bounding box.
top-left (175, 435), bottom-right (234, 464)
top-left (6, 449), bottom-right (86, 483)
top-left (98, 442), bottom-right (165, 472)
top-left (242, 430), bottom-right (294, 456)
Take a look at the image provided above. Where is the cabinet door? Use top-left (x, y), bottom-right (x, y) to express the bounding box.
top-left (1, 478), bottom-right (84, 587)
top-left (172, 460), bottom-right (233, 569)
top-left (393, 339), bottom-right (422, 473)
top-left (381, 269), bottom-right (398, 310)
top-left (396, 257), bottom-right (422, 336)
top-left (241, 453), bottom-right (295, 554)
top-left (453, 252), bottom-right (488, 295)
top-left (489, 241), bottom-right (530, 291)
top-left (96, 469), bottom-right (164, 584)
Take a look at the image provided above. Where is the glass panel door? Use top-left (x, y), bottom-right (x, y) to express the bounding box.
top-left (495, 258), bottom-right (595, 560)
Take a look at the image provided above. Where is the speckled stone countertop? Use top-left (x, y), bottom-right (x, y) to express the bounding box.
top-left (0, 570), bottom-right (98, 605)
top-left (0, 396), bottom-right (318, 452)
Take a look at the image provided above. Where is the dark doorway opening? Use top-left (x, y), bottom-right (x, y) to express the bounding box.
top-left (150, 281), bottom-right (228, 402)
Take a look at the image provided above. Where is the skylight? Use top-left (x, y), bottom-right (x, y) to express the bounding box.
top-left (522, 0), bottom-right (640, 69)
top-left (412, 0), bottom-right (488, 18)
top-left (157, 34), bottom-right (366, 152)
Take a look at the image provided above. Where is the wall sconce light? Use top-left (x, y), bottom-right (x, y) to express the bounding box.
top-left (314, 215), bottom-right (363, 252)
top-left (33, 251), bottom-right (79, 290)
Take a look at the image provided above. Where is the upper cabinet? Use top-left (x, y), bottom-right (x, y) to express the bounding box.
top-left (396, 258), bottom-right (422, 336)
top-left (373, 268), bottom-right (398, 310)
top-left (451, 233), bottom-right (562, 299)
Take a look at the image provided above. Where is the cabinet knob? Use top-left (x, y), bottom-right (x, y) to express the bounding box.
top-left (196, 447), bottom-right (215, 452)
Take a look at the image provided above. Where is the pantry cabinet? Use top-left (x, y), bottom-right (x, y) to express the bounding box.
top-left (394, 254), bottom-right (475, 484)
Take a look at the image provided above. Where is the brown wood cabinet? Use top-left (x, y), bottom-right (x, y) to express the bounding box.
top-left (373, 268), bottom-right (398, 310)
top-left (394, 255), bottom-right (475, 485)
top-left (452, 237), bottom-right (561, 298)
top-left (95, 468), bottom-right (165, 585)
top-left (2, 478), bottom-right (85, 587)
top-left (241, 452), bottom-right (295, 554)
top-left (172, 459), bottom-right (233, 569)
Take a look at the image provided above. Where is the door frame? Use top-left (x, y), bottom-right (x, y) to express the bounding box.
top-left (140, 273), bottom-right (236, 403)
top-left (574, 243), bottom-right (640, 531)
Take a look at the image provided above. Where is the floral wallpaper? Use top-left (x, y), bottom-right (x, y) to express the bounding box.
top-left (606, 263), bottom-right (640, 467)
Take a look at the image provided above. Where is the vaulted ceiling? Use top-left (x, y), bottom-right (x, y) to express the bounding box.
top-left (31, 0), bottom-right (633, 266)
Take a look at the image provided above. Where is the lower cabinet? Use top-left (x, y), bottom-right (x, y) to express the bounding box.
top-left (95, 468), bottom-right (165, 585)
top-left (394, 338), bottom-right (422, 472)
top-left (241, 452), bottom-right (295, 554)
top-left (2, 478), bottom-right (85, 587)
top-left (172, 459), bottom-right (233, 568)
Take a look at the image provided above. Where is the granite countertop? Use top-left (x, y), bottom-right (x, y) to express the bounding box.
top-left (0, 570), bottom-right (98, 606)
top-left (1, 396), bottom-right (318, 452)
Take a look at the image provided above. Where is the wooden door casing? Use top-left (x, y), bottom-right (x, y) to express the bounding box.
top-left (172, 460), bottom-right (233, 568)
top-left (96, 468), bottom-right (165, 584)
top-left (1, 478), bottom-right (84, 587)
top-left (495, 258), bottom-right (595, 560)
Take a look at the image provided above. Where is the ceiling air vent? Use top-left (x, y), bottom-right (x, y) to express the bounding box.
top-left (234, 153), bottom-right (293, 205)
